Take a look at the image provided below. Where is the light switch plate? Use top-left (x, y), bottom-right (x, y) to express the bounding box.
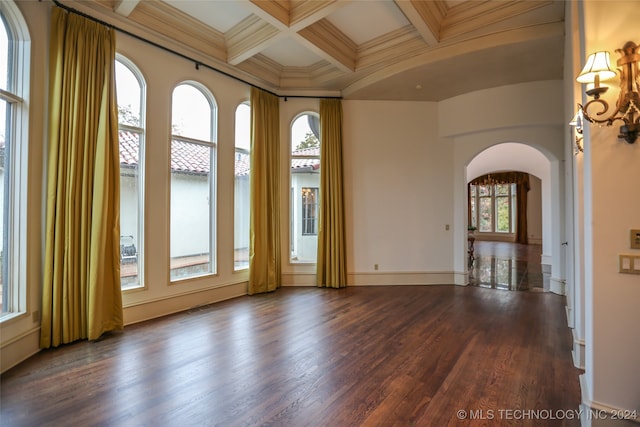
top-left (619, 254), bottom-right (640, 275)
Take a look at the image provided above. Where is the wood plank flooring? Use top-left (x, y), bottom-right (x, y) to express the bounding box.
top-left (1, 285), bottom-right (581, 426)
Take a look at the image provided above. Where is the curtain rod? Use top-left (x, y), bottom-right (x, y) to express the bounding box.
top-left (49, 0), bottom-right (341, 100)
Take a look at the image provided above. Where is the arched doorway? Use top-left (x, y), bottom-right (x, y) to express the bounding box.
top-left (464, 142), bottom-right (562, 293)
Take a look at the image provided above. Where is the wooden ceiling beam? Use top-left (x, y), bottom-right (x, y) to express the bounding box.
top-left (297, 19), bottom-right (356, 72)
top-left (393, 0), bottom-right (443, 45)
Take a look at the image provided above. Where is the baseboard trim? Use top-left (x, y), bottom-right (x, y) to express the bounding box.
top-left (282, 271), bottom-right (460, 287)
top-left (550, 276), bottom-right (566, 295)
top-left (0, 327), bottom-right (40, 374)
top-left (572, 329), bottom-right (585, 369)
top-left (348, 271), bottom-right (457, 286)
top-left (123, 282), bottom-right (247, 326)
top-left (579, 374), bottom-right (640, 425)
top-left (566, 305), bottom-right (574, 328)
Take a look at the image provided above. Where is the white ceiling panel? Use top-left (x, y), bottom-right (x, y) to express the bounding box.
top-left (326, 1), bottom-right (410, 45)
top-left (162, 0), bottom-right (251, 33)
top-left (260, 36), bottom-right (324, 67)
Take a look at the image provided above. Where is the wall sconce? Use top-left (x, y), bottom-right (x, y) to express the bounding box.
top-left (576, 41), bottom-right (640, 144)
top-left (569, 110), bottom-right (584, 154)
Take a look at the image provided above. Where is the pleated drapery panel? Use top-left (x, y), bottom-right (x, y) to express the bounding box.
top-left (317, 99), bottom-right (347, 288)
top-left (41, 7), bottom-right (123, 348)
top-left (248, 88), bottom-right (281, 295)
top-left (515, 174), bottom-right (530, 244)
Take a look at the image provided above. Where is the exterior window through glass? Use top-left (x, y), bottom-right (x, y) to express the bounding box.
top-left (170, 83), bottom-right (216, 280)
top-left (0, 5), bottom-right (28, 318)
top-left (115, 57), bottom-right (145, 290)
top-left (290, 113), bottom-right (320, 263)
top-left (301, 187), bottom-right (318, 235)
top-left (469, 182), bottom-right (517, 234)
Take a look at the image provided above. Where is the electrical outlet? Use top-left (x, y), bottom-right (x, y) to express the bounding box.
top-left (445, 224), bottom-right (450, 231)
top-left (374, 264), bottom-right (379, 271)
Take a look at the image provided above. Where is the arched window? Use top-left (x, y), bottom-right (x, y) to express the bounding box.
top-left (290, 112), bottom-right (320, 263)
top-left (170, 82), bottom-right (217, 280)
top-left (115, 56), bottom-right (145, 290)
top-left (0, 1), bottom-right (29, 318)
top-left (234, 102), bottom-right (250, 270)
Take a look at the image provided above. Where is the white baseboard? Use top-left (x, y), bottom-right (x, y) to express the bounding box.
top-left (566, 305), bottom-right (575, 328)
top-left (579, 374), bottom-right (639, 426)
top-left (550, 276), bottom-right (566, 295)
top-left (348, 271), bottom-right (456, 286)
top-left (541, 261), bottom-right (552, 292)
top-left (123, 282), bottom-right (247, 325)
top-left (282, 271), bottom-right (461, 287)
top-left (572, 329), bottom-right (585, 369)
top-left (0, 327), bottom-right (40, 374)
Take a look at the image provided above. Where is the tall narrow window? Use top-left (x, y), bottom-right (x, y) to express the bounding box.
top-left (234, 102), bottom-right (250, 271)
top-left (494, 184), bottom-right (511, 233)
top-left (0, 2), bottom-right (28, 318)
top-left (170, 83), bottom-right (216, 280)
top-left (115, 56), bottom-right (145, 290)
top-left (478, 185), bottom-right (492, 232)
top-left (290, 113), bottom-right (320, 263)
top-left (301, 187), bottom-right (318, 235)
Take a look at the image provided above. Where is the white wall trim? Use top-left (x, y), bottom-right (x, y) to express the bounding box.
top-left (572, 328), bottom-right (585, 369)
top-left (0, 327), bottom-right (40, 374)
top-left (550, 276), bottom-right (566, 295)
top-left (282, 271), bottom-right (462, 287)
top-left (123, 282), bottom-right (246, 325)
top-left (566, 304), bottom-right (574, 328)
top-left (579, 374), bottom-right (640, 425)
top-left (349, 271), bottom-right (457, 286)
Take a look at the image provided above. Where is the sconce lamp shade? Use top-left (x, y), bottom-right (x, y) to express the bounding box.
top-left (576, 51), bottom-right (617, 84)
top-left (569, 110), bottom-right (583, 130)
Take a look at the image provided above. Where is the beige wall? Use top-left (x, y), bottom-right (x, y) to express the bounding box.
top-left (579, 0), bottom-right (640, 416)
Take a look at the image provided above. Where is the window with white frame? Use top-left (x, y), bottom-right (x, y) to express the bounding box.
top-left (115, 56), bottom-right (145, 290)
top-left (290, 113), bottom-right (320, 263)
top-left (234, 102), bottom-right (250, 271)
top-left (170, 82), bottom-right (216, 280)
top-left (301, 187), bottom-right (318, 235)
top-left (0, 2), bottom-right (29, 318)
top-left (469, 183), bottom-right (517, 234)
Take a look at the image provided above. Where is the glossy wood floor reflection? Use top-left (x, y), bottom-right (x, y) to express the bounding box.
top-left (469, 241), bottom-right (544, 291)
top-left (1, 286), bottom-right (581, 426)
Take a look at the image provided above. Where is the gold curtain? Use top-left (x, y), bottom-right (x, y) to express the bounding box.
top-left (248, 87), bottom-right (281, 295)
top-left (515, 174), bottom-right (530, 244)
top-left (317, 99), bottom-right (347, 288)
top-left (41, 7), bottom-right (123, 348)
top-left (469, 172), bottom-right (530, 244)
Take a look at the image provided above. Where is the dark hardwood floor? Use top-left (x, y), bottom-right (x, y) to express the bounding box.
top-left (1, 284), bottom-right (581, 426)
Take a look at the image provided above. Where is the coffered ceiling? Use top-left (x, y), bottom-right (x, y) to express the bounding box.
top-left (64, 0), bottom-right (565, 101)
